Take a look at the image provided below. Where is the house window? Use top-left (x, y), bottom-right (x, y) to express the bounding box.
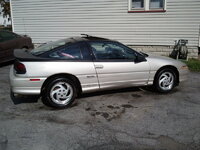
top-left (150, 0), bottom-right (164, 9)
top-left (128, 0), bottom-right (166, 12)
top-left (132, 0), bottom-right (144, 9)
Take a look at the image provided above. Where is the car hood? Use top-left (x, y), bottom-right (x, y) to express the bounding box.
top-left (146, 54), bottom-right (186, 70)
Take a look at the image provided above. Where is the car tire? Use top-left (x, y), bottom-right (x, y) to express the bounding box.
top-left (42, 77), bottom-right (77, 108)
top-left (154, 68), bottom-right (177, 93)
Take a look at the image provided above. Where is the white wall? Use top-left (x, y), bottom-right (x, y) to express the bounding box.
top-left (11, 0), bottom-right (200, 46)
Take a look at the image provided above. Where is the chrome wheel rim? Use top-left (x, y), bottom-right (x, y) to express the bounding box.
top-left (159, 72), bottom-right (174, 91)
top-left (50, 82), bottom-right (73, 105)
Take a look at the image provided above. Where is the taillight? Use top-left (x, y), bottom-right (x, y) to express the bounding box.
top-left (14, 61), bottom-right (26, 74)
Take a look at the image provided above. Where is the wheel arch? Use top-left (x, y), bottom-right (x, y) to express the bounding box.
top-left (41, 73), bottom-right (82, 96)
top-left (154, 65), bottom-right (179, 86)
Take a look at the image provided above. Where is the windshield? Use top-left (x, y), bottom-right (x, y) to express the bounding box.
top-left (30, 39), bottom-right (68, 55)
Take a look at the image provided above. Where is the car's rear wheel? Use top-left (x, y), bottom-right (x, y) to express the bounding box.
top-left (42, 77), bottom-right (76, 108)
top-left (154, 68), bottom-right (177, 93)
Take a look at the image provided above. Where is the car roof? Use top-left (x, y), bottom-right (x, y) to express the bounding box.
top-left (63, 35), bottom-right (115, 44)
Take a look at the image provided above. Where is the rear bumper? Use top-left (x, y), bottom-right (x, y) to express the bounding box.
top-left (9, 67), bottom-right (46, 95)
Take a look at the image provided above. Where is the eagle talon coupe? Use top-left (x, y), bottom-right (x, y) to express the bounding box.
top-left (10, 35), bottom-right (188, 108)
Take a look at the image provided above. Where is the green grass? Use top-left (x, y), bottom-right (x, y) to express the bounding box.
top-left (183, 58), bottom-right (200, 72)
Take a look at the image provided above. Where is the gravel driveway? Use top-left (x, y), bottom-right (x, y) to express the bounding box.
top-left (0, 64), bottom-right (200, 150)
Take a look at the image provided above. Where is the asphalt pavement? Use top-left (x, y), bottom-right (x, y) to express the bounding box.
top-left (0, 64), bottom-right (200, 150)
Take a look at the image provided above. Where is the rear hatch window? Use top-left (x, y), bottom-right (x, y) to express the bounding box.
top-left (30, 39), bottom-right (68, 56)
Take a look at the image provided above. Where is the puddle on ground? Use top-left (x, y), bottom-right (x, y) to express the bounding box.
top-left (86, 103), bottom-right (137, 121)
top-left (131, 94), bottom-right (142, 98)
top-left (101, 112), bottom-right (109, 119)
top-left (107, 105), bottom-right (120, 109)
top-left (121, 104), bottom-right (134, 108)
top-left (85, 107), bottom-right (91, 111)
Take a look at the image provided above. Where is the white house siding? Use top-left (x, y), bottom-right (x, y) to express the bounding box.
top-left (11, 0), bottom-right (200, 53)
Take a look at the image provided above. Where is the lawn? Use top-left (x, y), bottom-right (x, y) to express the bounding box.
top-left (183, 58), bottom-right (200, 72)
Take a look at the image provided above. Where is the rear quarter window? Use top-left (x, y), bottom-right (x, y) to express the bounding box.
top-left (49, 44), bottom-right (83, 60)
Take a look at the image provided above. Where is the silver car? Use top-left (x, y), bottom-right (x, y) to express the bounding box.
top-left (10, 35), bottom-right (188, 108)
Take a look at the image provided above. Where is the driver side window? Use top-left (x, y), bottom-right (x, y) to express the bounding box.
top-left (89, 42), bottom-right (136, 60)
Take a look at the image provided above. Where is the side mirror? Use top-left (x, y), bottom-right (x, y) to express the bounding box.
top-left (135, 54), bottom-right (146, 63)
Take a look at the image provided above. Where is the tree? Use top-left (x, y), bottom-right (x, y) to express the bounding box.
top-left (0, 0), bottom-right (11, 20)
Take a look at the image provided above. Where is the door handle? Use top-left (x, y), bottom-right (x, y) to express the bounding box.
top-left (86, 75), bottom-right (96, 78)
top-left (95, 65), bottom-right (104, 69)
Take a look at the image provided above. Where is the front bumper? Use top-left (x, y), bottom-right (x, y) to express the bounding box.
top-left (9, 67), bottom-right (46, 95)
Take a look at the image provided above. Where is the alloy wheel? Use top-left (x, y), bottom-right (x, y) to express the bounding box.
top-left (158, 72), bottom-right (174, 91)
top-left (50, 82), bottom-right (73, 105)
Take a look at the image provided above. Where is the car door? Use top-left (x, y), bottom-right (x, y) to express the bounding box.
top-left (45, 42), bottom-right (100, 93)
top-left (0, 31), bottom-right (18, 62)
top-left (88, 41), bottom-right (150, 89)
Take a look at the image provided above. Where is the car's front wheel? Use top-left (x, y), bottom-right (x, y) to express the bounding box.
top-left (42, 77), bottom-right (76, 108)
top-left (154, 68), bottom-right (177, 93)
